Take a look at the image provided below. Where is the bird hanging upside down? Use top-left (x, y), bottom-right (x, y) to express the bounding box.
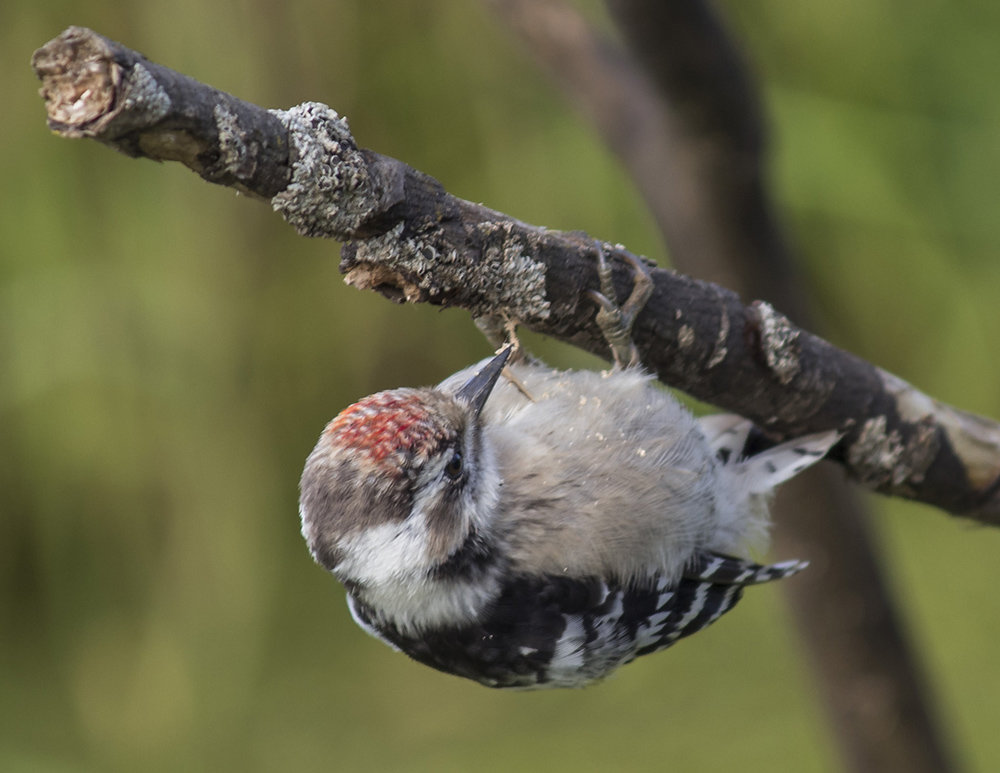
top-left (299, 247), bottom-right (839, 688)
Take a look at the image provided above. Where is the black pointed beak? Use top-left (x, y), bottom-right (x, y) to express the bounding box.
top-left (455, 346), bottom-right (512, 417)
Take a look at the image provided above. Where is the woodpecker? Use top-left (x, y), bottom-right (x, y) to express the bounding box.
top-left (299, 251), bottom-right (838, 689)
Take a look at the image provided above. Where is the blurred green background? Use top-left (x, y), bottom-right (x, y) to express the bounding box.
top-left (5, 1), bottom-right (1000, 770)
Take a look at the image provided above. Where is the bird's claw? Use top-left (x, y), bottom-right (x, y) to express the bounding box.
top-left (589, 243), bottom-right (653, 369)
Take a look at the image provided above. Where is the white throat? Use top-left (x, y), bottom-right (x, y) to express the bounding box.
top-left (335, 424), bottom-right (506, 634)
top-left (334, 507), bottom-right (504, 634)
top-left (352, 566), bottom-right (503, 634)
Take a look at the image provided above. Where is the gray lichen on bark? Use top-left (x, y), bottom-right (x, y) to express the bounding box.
top-left (752, 300), bottom-right (801, 385)
top-left (214, 103), bottom-right (258, 180)
top-left (346, 219), bottom-right (550, 321)
top-left (120, 63), bottom-right (171, 128)
top-left (270, 103), bottom-right (382, 238)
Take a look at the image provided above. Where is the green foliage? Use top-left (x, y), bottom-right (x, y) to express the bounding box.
top-left (5, 1), bottom-right (1000, 770)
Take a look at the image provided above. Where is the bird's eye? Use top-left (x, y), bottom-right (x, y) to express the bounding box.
top-left (443, 449), bottom-right (463, 480)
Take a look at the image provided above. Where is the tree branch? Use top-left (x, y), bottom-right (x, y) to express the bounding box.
top-left (31, 26), bottom-right (1000, 525)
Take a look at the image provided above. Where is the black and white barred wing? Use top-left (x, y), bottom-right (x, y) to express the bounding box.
top-left (630, 552), bottom-right (807, 657)
top-left (346, 553), bottom-right (805, 690)
top-left (508, 553), bottom-right (805, 687)
top-left (498, 552), bottom-right (806, 686)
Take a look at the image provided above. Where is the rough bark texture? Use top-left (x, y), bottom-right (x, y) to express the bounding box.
top-left (31, 26), bottom-right (1000, 534)
top-left (32, 25), bottom-right (291, 198)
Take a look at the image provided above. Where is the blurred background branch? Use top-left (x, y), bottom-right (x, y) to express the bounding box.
top-left (490, 1), bottom-right (959, 769)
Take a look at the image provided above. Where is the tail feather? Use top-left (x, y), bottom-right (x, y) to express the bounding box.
top-left (739, 430), bottom-right (841, 494)
top-left (685, 551), bottom-right (808, 586)
top-left (697, 414), bottom-right (753, 463)
top-left (634, 552), bottom-right (807, 659)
